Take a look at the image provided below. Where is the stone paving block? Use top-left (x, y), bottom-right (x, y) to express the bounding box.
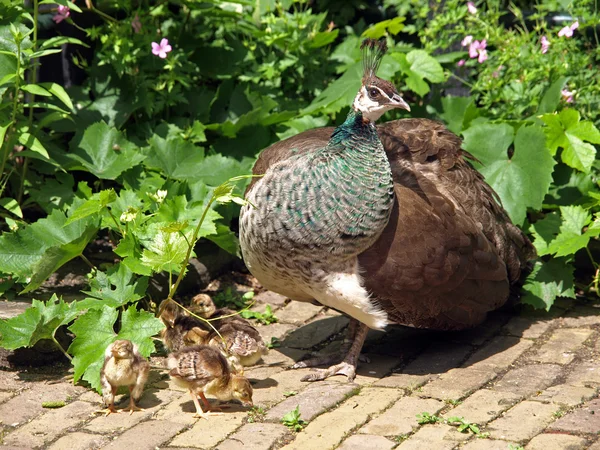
top-left (448, 312), bottom-right (510, 345)
top-left (0, 299), bottom-right (31, 319)
top-left (442, 389), bottom-right (520, 424)
top-left (2, 400), bottom-right (97, 448)
top-left (530, 328), bottom-right (594, 364)
top-left (259, 347), bottom-right (307, 368)
top-left (282, 316), bottom-right (349, 349)
top-left (565, 362), bottom-right (600, 387)
top-left (353, 354), bottom-right (400, 385)
top-left (494, 364), bottom-right (562, 397)
top-left (168, 412), bottom-right (246, 448)
top-left (419, 368), bottom-right (496, 400)
top-left (337, 434), bottom-right (396, 450)
top-left (373, 373), bottom-right (431, 390)
top-left (359, 396), bottom-right (444, 436)
top-left (503, 315), bottom-right (554, 339)
top-left (264, 381), bottom-right (357, 422)
top-left (85, 387), bottom-right (180, 432)
top-left (395, 424), bottom-right (468, 450)
top-left (0, 371), bottom-right (27, 392)
top-left (534, 384), bottom-right (597, 407)
top-left (525, 433), bottom-right (588, 450)
top-left (486, 400), bottom-right (557, 441)
top-left (249, 366), bottom-right (315, 406)
top-left (275, 301), bottom-right (323, 325)
top-left (217, 423), bottom-right (289, 450)
top-left (464, 336), bottom-right (533, 373)
top-left (561, 306), bottom-right (600, 327)
top-left (48, 431), bottom-right (109, 450)
top-left (548, 398), bottom-right (600, 433)
top-left (257, 323), bottom-right (296, 344)
top-left (461, 439), bottom-right (520, 450)
top-left (281, 387), bottom-right (403, 450)
top-left (0, 391), bottom-right (13, 404)
top-left (101, 419), bottom-right (186, 449)
top-left (588, 440), bottom-right (600, 450)
top-left (0, 382), bottom-right (86, 427)
top-left (254, 291), bottom-right (288, 307)
top-left (154, 391), bottom-right (211, 425)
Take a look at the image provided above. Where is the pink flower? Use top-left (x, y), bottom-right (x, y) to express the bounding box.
top-left (132, 14), bottom-right (142, 34)
top-left (461, 35), bottom-right (473, 46)
top-left (540, 35), bottom-right (550, 54)
top-left (561, 89), bottom-right (575, 103)
top-left (468, 39), bottom-right (488, 62)
top-left (558, 21), bottom-right (579, 38)
top-left (457, 59), bottom-right (466, 67)
top-left (467, 2), bottom-right (477, 14)
top-left (53, 4), bottom-right (70, 23)
top-left (151, 38), bottom-right (172, 59)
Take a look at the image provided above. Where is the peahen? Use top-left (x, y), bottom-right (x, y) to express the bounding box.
top-left (239, 39), bottom-right (535, 382)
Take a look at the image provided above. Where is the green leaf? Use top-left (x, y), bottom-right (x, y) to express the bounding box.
top-left (562, 134), bottom-right (596, 173)
top-left (68, 306), bottom-right (119, 392)
top-left (18, 132), bottom-right (50, 159)
top-left (406, 50), bottom-right (445, 83)
top-left (39, 35), bottom-right (89, 50)
top-left (21, 84), bottom-right (51, 97)
top-left (0, 197), bottom-right (23, 218)
top-left (521, 258), bottom-right (575, 311)
top-left (310, 29), bottom-right (339, 48)
top-left (0, 295), bottom-right (79, 350)
top-left (68, 304), bottom-right (163, 392)
top-left (141, 230), bottom-right (190, 273)
top-left (39, 82), bottom-right (74, 110)
top-left (462, 124), bottom-right (555, 225)
top-left (78, 263), bottom-right (148, 309)
top-left (530, 212), bottom-right (561, 256)
top-left (362, 17), bottom-right (405, 39)
top-left (64, 189), bottom-right (117, 225)
top-left (0, 209), bottom-right (97, 282)
top-left (544, 206), bottom-right (593, 257)
top-left (537, 77), bottom-right (567, 114)
top-left (144, 135), bottom-right (205, 180)
top-left (21, 224), bottom-right (98, 294)
top-left (440, 96), bottom-right (476, 134)
top-left (68, 122), bottom-right (145, 180)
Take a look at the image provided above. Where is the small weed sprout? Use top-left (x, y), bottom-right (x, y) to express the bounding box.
top-left (281, 406), bottom-right (307, 432)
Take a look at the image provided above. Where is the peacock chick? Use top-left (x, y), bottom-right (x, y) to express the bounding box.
top-left (188, 294), bottom-right (268, 371)
top-left (99, 339), bottom-right (150, 416)
top-left (167, 345), bottom-right (253, 419)
top-left (159, 298), bottom-right (207, 353)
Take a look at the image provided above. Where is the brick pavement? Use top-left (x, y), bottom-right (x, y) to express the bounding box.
top-left (0, 291), bottom-right (598, 449)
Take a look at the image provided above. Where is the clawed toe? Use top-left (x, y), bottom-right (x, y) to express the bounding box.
top-left (300, 361), bottom-right (356, 382)
top-left (291, 354), bottom-right (341, 370)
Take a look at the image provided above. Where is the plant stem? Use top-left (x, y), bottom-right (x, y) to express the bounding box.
top-left (52, 334), bottom-right (73, 361)
top-left (0, 39), bottom-right (22, 179)
top-left (79, 253), bottom-right (96, 270)
top-left (18, 0), bottom-right (40, 204)
top-left (168, 197), bottom-right (215, 300)
top-left (86, 0), bottom-right (117, 22)
top-left (107, 208), bottom-right (124, 235)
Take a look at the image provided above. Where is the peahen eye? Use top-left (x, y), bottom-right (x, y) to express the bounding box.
top-left (368, 88), bottom-right (379, 98)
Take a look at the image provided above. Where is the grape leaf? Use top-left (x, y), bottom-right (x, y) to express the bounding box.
top-left (64, 189), bottom-right (117, 225)
top-left (141, 229), bottom-right (190, 273)
top-left (0, 209), bottom-right (97, 282)
top-left (68, 305), bottom-right (163, 392)
top-left (521, 258), bottom-right (575, 311)
top-left (144, 135), bottom-right (205, 180)
top-left (463, 124), bottom-right (555, 225)
top-left (68, 122), bottom-right (145, 180)
top-left (77, 263), bottom-right (148, 310)
top-left (0, 295), bottom-right (80, 350)
top-left (21, 224), bottom-right (99, 294)
top-left (541, 109), bottom-right (600, 173)
top-left (530, 212), bottom-right (561, 255)
top-left (362, 17), bottom-right (405, 39)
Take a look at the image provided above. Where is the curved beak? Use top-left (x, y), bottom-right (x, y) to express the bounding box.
top-left (390, 93), bottom-right (411, 112)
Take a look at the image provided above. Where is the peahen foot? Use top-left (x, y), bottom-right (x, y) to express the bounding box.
top-left (299, 321), bottom-right (369, 382)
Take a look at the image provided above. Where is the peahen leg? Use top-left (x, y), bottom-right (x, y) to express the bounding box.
top-left (301, 321), bottom-right (369, 382)
top-left (291, 318), bottom-right (359, 370)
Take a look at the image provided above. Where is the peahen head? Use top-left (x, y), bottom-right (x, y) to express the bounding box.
top-left (353, 39), bottom-right (410, 122)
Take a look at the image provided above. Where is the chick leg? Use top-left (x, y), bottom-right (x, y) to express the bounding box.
top-left (198, 392), bottom-right (223, 415)
top-left (190, 390), bottom-right (206, 418)
top-left (121, 385), bottom-right (144, 415)
top-left (96, 386), bottom-right (118, 416)
top-left (291, 318), bottom-right (360, 369)
top-left (301, 321), bottom-right (369, 382)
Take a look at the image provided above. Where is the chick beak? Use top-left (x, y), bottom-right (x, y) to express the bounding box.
top-left (243, 400), bottom-right (253, 408)
top-left (390, 93), bottom-right (411, 112)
